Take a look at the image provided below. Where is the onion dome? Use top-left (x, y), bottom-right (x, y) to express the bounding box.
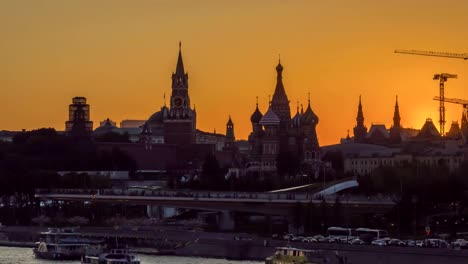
top-left (260, 106), bottom-right (280, 125)
top-left (292, 106), bottom-right (302, 128)
top-left (276, 61), bottom-right (283, 72)
top-left (301, 101), bottom-right (319, 126)
top-left (250, 104), bottom-right (263, 123)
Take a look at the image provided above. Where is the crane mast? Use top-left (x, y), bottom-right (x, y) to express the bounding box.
top-left (433, 96), bottom-right (468, 123)
top-left (395, 48), bottom-right (466, 136)
top-left (433, 73), bottom-right (457, 136)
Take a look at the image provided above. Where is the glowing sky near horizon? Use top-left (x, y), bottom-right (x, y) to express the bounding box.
top-left (1, 0), bottom-right (468, 145)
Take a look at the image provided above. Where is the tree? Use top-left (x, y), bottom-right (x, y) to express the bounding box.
top-left (95, 132), bottom-right (131, 143)
top-left (200, 153), bottom-right (224, 190)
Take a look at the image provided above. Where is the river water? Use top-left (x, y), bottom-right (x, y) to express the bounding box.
top-left (0, 247), bottom-right (262, 264)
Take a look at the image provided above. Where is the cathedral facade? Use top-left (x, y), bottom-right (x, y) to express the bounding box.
top-left (247, 61), bottom-right (320, 173)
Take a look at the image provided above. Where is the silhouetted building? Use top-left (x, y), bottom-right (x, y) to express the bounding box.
top-left (353, 96), bottom-right (367, 143)
top-left (389, 96), bottom-right (402, 143)
top-left (248, 61), bottom-right (320, 173)
top-left (350, 96), bottom-right (409, 145)
top-left (65, 97), bottom-right (93, 135)
top-left (224, 116), bottom-right (236, 150)
top-left (144, 43), bottom-right (233, 149)
top-left (461, 111), bottom-right (468, 144)
top-left (146, 43), bottom-right (197, 146)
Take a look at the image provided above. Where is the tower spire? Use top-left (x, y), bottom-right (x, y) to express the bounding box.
top-left (356, 95), bottom-right (364, 126)
top-left (271, 59), bottom-right (291, 126)
top-left (393, 95), bottom-right (401, 127)
top-left (353, 95), bottom-right (367, 142)
top-left (175, 41), bottom-right (185, 75)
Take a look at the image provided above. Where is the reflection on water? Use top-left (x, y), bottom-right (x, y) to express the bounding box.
top-left (0, 246), bottom-right (262, 264)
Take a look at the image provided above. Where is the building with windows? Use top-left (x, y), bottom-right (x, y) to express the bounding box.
top-left (65, 97), bottom-right (93, 135)
top-left (325, 96), bottom-right (468, 176)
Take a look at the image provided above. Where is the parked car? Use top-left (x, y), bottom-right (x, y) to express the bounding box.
top-left (349, 238), bottom-right (365, 245)
top-left (312, 235), bottom-right (328, 243)
top-left (302, 237), bottom-right (318, 243)
top-left (452, 239), bottom-right (468, 248)
top-left (283, 234), bottom-right (295, 240)
top-left (405, 240), bottom-right (416, 247)
top-left (371, 239), bottom-right (387, 246)
top-left (291, 236), bottom-right (304, 242)
top-left (388, 239), bottom-right (406, 247)
top-left (423, 239), bottom-right (449, 248)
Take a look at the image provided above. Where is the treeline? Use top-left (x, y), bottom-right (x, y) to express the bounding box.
top-left (358, 162), bottom-right (468, 235)
top-left (0, 128), bottom-right (136, 225)
top-left (358, 162), bottom-right (468, 204)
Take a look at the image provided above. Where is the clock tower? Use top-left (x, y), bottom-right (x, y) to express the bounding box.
top-left (164, 42), bottom-right (197, 145)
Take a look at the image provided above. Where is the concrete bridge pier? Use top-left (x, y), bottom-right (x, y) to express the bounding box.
top-left (146, 205), bottom-right (179, 218)
top-left (218, 211), bottom-right (235, 231)
top-left (287, 216), bottom-right (304, 234)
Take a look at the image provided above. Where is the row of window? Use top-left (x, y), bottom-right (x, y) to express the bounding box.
top-left (350, 157), bottom-right (463, 167)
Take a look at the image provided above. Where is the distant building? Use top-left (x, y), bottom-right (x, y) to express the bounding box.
top-left (94, 118), bottom-right (142, 142)
top-left (120, 120), bottom-right (145, 128)
top-left (326, 95), bottom-right (468, 177)
top-left (143, 43), bottom-right (232, 149)
top-left (65, 97), bottom-right (93, 134)
top-left (94, 43), bottom-right (239, 174)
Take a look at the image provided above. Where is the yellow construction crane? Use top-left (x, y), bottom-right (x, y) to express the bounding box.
top-left (394, 48), bottom-right (466, 136)
top-left (395, 49), bottom-right (468, 60)
top-left (433, 96), bottom-right (468, 119)
top-left (433, 73), bottom-right (457, 136)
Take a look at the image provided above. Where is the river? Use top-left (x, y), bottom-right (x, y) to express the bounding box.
top-left (0, 246), bottom-right (262, 264)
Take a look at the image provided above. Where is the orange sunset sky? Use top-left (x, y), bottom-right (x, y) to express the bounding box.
top-left (1, 0), bottom-right (468, 146)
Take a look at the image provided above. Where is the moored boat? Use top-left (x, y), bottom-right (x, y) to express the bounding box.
top-left (33, 227), bottom-right (102, 260)
top-left (81, 248), bottom-right (141, 264)
top-left (265, 247), bottom-right (348, 264)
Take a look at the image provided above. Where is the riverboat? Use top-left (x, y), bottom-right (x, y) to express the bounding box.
top-left (265, 247), bottom-right (348, 264)
top-left (33, 227), bottom-right (101, 260)
top-left (81, 248), bottom-right (141, 264)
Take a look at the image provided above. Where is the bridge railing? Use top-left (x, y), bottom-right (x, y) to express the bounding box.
top-left (35, 188), bottom-right (397, 204)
